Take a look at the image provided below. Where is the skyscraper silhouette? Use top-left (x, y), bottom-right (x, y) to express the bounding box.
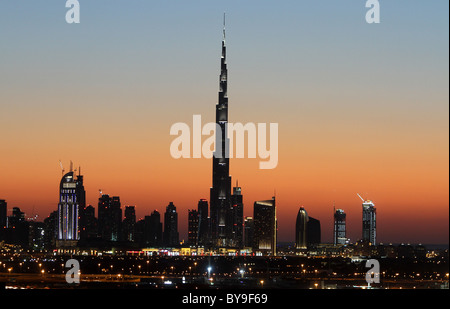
top-left (57, 168), bottom-right (83, 246)
top-left (164, 202), bottom-right (179, 247)
top-left (210, 15), bottom-right (233, 247)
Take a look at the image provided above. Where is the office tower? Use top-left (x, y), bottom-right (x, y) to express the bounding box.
top-left (98, 194), bottom-right (112, 241)
top-left (8, 207), bottom-right (29, 248)
top-left (362, 198), bottom-right (377, 245)
top-left (244, 217), bottom-right (254, 248)
top-left (82, 205), bottom-right (97, 239)
top-left (28, 221), bottom-right (45, 251)
top-left (295, 207), bottom-right (308, 250)
top-left (110, 197), bottom-right (122, 241)
top-left (0, 200), bottom-right (6, 229)
top-left (164, 202), bottom-right (179, 247)
top-left (146, 210), bottom-right (163, 247)
top-left (44, 211), bottom-right (58, 249)
top-left (197, 199), bottom-right (209, 246)
top-left (334, 208), bottom-right (347, 245)
top-left (123, 206), bottom-right (136, 242)
top-left (210, 16), bottom-right (233, 248)
top-left (307, 216), bottom-right (321, 247)
top-left (98, 194), bottom-right (122, 242)
top-left (253, 197), bottom-right (277, 256)
top-left (188, 210), bottom-right (199, 246)
top-left (57, 170), bottom-right (80, 245)
top-left (296, 207), bottom-right (322, 250)
top-left (227, 184), bottom-right (244, 248)
top-left (76, 171), bottom-right (88, 239)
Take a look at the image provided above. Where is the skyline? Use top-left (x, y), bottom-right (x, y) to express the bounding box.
top-left (0, 1), bottom-right (448, 245)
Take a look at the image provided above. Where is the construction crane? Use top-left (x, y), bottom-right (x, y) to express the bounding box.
top-left (59, 160), bottom-right (65, 176)
top-left (357, 193), bottom-right (365, 202)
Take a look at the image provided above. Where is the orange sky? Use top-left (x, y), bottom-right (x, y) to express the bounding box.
top-left (0, 1), bottom-right (448, 245)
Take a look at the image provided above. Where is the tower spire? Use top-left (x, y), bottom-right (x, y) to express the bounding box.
top-left (223, 12), bottom-right (226, 42)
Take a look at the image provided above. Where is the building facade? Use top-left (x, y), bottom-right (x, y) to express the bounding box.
top-left (253, 197), bottom-right (277, 256)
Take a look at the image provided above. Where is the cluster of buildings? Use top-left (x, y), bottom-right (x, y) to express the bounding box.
top-left (1, 20), bottom-right (378, 256)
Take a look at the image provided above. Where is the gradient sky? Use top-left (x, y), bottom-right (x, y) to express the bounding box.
top-left (0, 0), bottom-right (448, 244)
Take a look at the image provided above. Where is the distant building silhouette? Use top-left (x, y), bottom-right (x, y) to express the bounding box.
top-left (253, 197), bottom-right (277, 256)
top-left (227, 184), bottom-right (244, 248)
top-left (164, 202), bottom-right (179, 247)
top-left (244, 216), bottom-right (254, 248)
top-left (362, 199), bottom-right (377, 245)
top-left (44, 211), bottom-right (58, 249)
top-left (188, 209), bottom-right (199, 246)
top-left (334, 208), bottom-right (347, 245)
top-left (197, 199), bottom-right (209, 246)
top-left (0, 199), bottom-right (6, 229)
top-left (210, 18), bottom-right (236, 248)
top-left (57, 169), bottom-right (82, 247)
top-left (296, 206), bottom-right (321, 251)
top-left (123, 206), bottom-right (136, 242)
top-left (98, 194), bottom-right (122, 242)
top-left (295, 207), bottom-right (308, 250)
top-left (307, 216), bottom-right (321, 247)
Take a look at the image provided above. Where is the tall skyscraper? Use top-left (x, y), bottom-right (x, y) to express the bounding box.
top-left (334, 208), bottom-right (347, 245)
top-left (44, 211), bottom-right (58, 249)
top-left (110, 196), bottom-right (122, 241)
top-left (295, 207), bottom-right (308, 250)
top-left (362, 198), bottom-right (377, 245)
top-left (253, 197), bottom-right (277, 256)
top-left (210, 16), bottom-right (233, 248)
top-left (98, 194), bottom-right (111, 241)
top-left (188, 209), bottom-right (199, 246)
top-left (227, 183), bottom-right (244, 248)
top-left (0, 200), bottom-right (6, 229)
top-left (57, 170), bottom-right (81, 245)
top-left (197, 199), bottom-right (209, 246)
top-left (307, 216), bottom-right (321, 247)
top-left (98, 194), bottom-right (122, 242)
top-left (244, 216), bottom-right (254, 248)
top-left (123, 206), bottom-right (136, 242)
top-left (296, 206), bottom-right (321, 251)
top-left (82, 205), bottom-right (97, 240)
top-left (146, 210), bottom-right (163, 247)
top-left (164, 202), bottom-right (179, 247)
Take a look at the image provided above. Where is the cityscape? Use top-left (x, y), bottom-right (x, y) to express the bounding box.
top-left (0, 2), bottom-right (448, 304)
top-left (1, 15), bottom-right (449, 292)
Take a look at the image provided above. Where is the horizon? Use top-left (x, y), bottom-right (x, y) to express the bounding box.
top-left (0, 0), bottom-right (448, 245)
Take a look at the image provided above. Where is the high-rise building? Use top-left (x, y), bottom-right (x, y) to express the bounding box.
top-left (8, 207), bottom-right (29, 248)
top-left (227, 184), bottom-right (244, 248)
top-left (82, 205), bottom-right (97, 239)
top-left (197, 199), bottom-right (209, 246)
top-left (295, 207), bottom-right (308, 250)
top-left (188, 209), bottom-right (199, 246)
top-left (253, 197), bottom-right (277, 256)
top-left (296, 207), bottom-right (321, 251)
top-left (307, 216), bottom-right (321, 247)
top-left (0, 200), bottom-right (7, 229)
top-left (210, 17), bottom-right (233, 248)
top-left (146, 210), bottom-right (163, 247)
top-left (244, 217), bottom-right (254, 248)
top-left (110, 196), bottom-right (122, 241)
top-left (164, 202), bottom-right (179, 247)
top-left (98, 194), bottom-right (122, 242)
top-left (44, 211), bottom-right (58, 249)
top-left (57, 171), bottom-right (81, 245)
top-left (123, 206), bottom-right (136, 242)
top-left (362, 199), bottom-right (377, 245)
top-left (334, 208), bottom-right (347, 245)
